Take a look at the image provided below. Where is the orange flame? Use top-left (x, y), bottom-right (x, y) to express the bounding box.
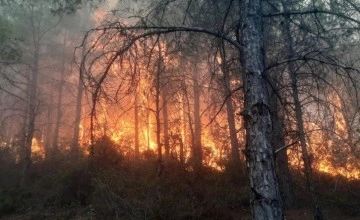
top-left (31, 137), bottom-right (45, 160)
top-left (288, 93), bottom-right (359, 179)
top-left (81, 9), bottom-right (359, 179)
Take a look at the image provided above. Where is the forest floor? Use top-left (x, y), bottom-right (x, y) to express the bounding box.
top-left (1, 163), bottom-right (358, 220)
top-left (0, 143), bottom-right (359, 219)
top-left (1, 208), bottom-right (359, 219)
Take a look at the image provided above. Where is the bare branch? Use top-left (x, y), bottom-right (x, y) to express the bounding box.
top-left (275, 141), bottom-right (299, 154)
top-left (264, 9), bottom-right (360, 26)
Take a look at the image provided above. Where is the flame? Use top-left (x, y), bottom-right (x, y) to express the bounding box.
top-left (31, 137), bottom-right (45, 160)
top-left (79, 9), bottom-right (359, 180)
top-left (202, 129), bottom-right (222, 170)
top-left (142, 126), bottom-right (157, 151)
top-left (287, 93), bottom-right (359, 179)
top-left (317, 159), bottom-right (360, 179)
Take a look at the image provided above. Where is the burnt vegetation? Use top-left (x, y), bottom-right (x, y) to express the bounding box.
top-left (0, 0), bottom-right (360, 219)
top-left (0, 140), bottom-right (359, 219)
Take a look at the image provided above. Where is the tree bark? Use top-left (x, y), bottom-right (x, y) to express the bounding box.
top-left (44, 92), bottom-right (53, 159)
top-left (225, 94), bottom-right (241, 167)
top-left (179, 134), bottom-right (185, 164)
top-left (146, 109), bottom-right (151, 151)
top-left (71, 43), bottom-right (85, 156)
top-left (192, 69), bottom-right (203, 174)
top-left (156, 75), bottom-right (162, 165)
top-left (162, 89), bottom-right (170, 162)
top-left (269, 88), bottom-right (294, 209)
top-left (219, 42), bottom-right (241, 178)
top-left (53, 31), bottom-right (67, 154)
top-left (179, 73), bottom-right (188, 165)
top-left (155, 41), bottom-right (163, 176)
top-left (21, 41), bottom-right (40, 188)
top-left (180, 66), bottom-right (190, 165)
top-left (134, 91), bottom-right (140, 159)
top-left (282, 6), bottom-right (323, 218)
top-left (240, 0), bottom-right (283, 219)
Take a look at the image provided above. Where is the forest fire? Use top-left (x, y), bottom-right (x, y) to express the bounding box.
top-left (83, 106), bottom-right (359, 178)
top-left (75, 31), bottom-right (359, 178)
top-left (14, 2), bottom-right (356, 181)
top-left (74, 51), bottom-right (359, 177)
top-left (2, 1), bottom-right (360, 220)
top-left (31, 137), bottom-right (45, 160)
top-left (318, 160), bottom-right (359, 179)
top-left (286, 93), bottom-right (360, 179)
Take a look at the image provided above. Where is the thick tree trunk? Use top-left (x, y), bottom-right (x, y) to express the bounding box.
top-left (240, 0), bottom-right (283, 219)
top-left (282, 4), bottom-right (323, 219)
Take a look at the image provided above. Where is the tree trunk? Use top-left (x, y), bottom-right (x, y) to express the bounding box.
top-left (134, 91), bottom-right (140, 159)
top-left (192, 69), bottom-right (202, 174)
top-left (71, 71), bottom-right (83, 156)
top-left (225, 88), bottom-right (242, 179)
top-left (289, 63), bottom-right (323, 220)
top-left (276, 143), bottom-right (293, 209)
top-left (338, 100), bottom-right (359, 159)
top-left (155, 41), bottom-right (163, 176)
top-left (53, 32), bottom-right (67, 154)
top-left (269, 88), bottom-right (294, 209)
top-left (219, 42), bottom-right (241, 178)
top-left (179, 134), bottom-right (185, 164)
top-left (71, 41), bottom-right (86, 156)
top-left (146, 109), bottom-right (151, 151)
top-left (180, 69), bottom-right (189, 165)
top-left (44, 92), bottom-right (53, 159)
top-left (282, 8), bottom-right (323, 218)
top-left (155, 74), bottom-right (162, 176)
top-left (21, 42), bottom-right (40, 188)
top-left (240, 0), bottom-right (283, 219)
top-left (71, 3), bottom-right (92, 156)
top-left (52, 66), bottom-right (64, 153)
top-left (162, 89), bottom-right (170, 162)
